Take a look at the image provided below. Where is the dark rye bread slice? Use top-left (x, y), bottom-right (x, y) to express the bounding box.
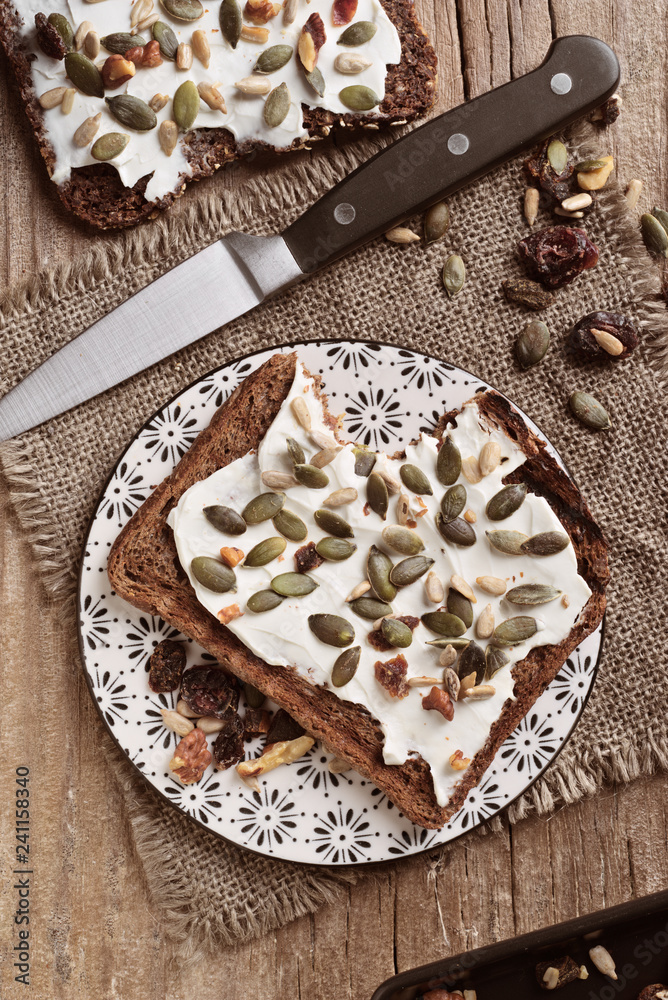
top-left (107, 353), bottom-right (609, 829)
top-left (0, 1), bottom-right (437, 229)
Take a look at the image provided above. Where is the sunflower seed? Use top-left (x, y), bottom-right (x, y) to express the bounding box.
top-left (446, 588), bottom-right (473, 629)
top-left (286, 436), bottom-right (305, 465)
top-left (493, 616), bottom-right (538, 645)
top-left (73, 112), bottom-right (101, 146)
top-left (450, 574), bottom-right (476, 603)
top-left (442, 255), bottom-right (466, 297)
top-left (590, 328), bottom-right (624, 356)
top-left (520, 532), bottom-right (570, 556)
top-left (328, 756), bottom-right (352, 774)
top-left (349, 597), bottom-right (393, 621)
top-left (106, 94), bottom-right (157, 131)
top-left (426, 637), bottom-right (471, 650)
top-left (396, 493), bottom-right (410, 525)
top-left (91, 132), bottom-right (130, 160)
top-left (197, 716), bottom-right (228, 735)
top-left (272, 509), bottom-right (308, 542)
top-left (158, 119), bottom-right (178, 155)
top-left (308, 613), bottom-right (355, 647)
top-left (462, 456), bottom-right (482, 484)
top-left (83, 30), bottom-right (100, 59)
top-left (440, 646), bottom-right (458, 669)
top-left (486, 529), bottom-right (528, 555)
top-left (485, 644), bottom-right (510, 679)
top-left (65, 52), bottom-right (104, 97)
top-left (176, 41), bottom-right (193, 69)
top-left (465, 684), bottom-right (496, 701)
top-left (39, 87), bottom-right (68, 109)
top-left (331, 646), bottom-right (361, 686)
top-left (436, 513), bottom-right (476, 547)
top-left (242, 492), bottom-right (285, 524)
top-left (475, 604), bottom-right (494, 639)
top-left (436, 436), bottom-right (461, 486)
top-left (407, 675), bottom-right (441, 688)
top-left (334, 52), bottom-right (372, 74)
top-left (316, 537), bottom-right (357, 561)
top-left (421, 611), bottom-right (466, 637)
top-left (376, 470), bottom-right (401, 495)
top-left (479, 441), bottom-right (501, 477)
top-left (161, 0), bottom-right (204, 20)
top-left (323, 487), bottom-right (358, 507)
top-left (339, 85), bottom-right (379, 111)
top-left (458, 641), bottom-right (485, 684)
top-left (310, 429), bottom-right (338, 450)
top-left (476, 575), bottom-right (507, 596)
top-left (192, 28), bottom-right (210, 67)
top-left (562, 192), bottom-right (592, 211)
top-left (399, 463), bottom-right (433, 495)
top-left (262, 471), bottom-right (299, 490)
top-left (152, 20), bottom-right (178, 58)
top-left (524, 187), bottom-right (539, 227)
top-left (270, 572), bottom-right (318, 596)
top-left (424, 571), bottom-right (444, 604)
top-left (161, 708), bottom-right (194, 736)
top-left (311, 447), bottom-right (341, 469)
top-left (255, 43), bottom-right (293, 73)
top-left (264, 82), bottom-right (291, 127)
top-left (290, 396), bottom-right (311, 430)
top-left (486, 483), bottom-right (528, 521)
top-left (247, 590), bottom-right (284, 613)
top-left (337, 20), bottom-right (377, 45)
top-left (367, 545), bottom-right (397, 602)
top-left (197, 80), bottom-right (226, 112)
top-left (381, 618), bottom-right (413, 648)
top-left (547, 139), bottom-right (568, 173)
top-left (74, 19), bottom-right (94, 50)
top-left (244, 536), bottom-right (286, 567)
top-left (424, 201), bottom-right (450, 243)
top-left (588, 946), bottom-right (617, 980)
top-left (390, 555), bottom-right (434, 587)
top-left (173, 79), bottom-right (199, 130)
top-left (294, 463), bottom-right (329, 489)
top-left (561, 594), bottom-right (571, 608)
top-left (314, 508), bottom-right (353, 537)
top-left (385, 227), bottom-right (420, 245)
top-left (372, 612), bottom-right (398, 631)
top-left (506, 583), bottom-right (561, 605)
top-left (345, 581), bottom-right (370, 602)
top-left (149, 93), bottom-right (169, 111)
top-left (203, 505), bottom-right (246, 535)
top-left (219, 0), bottom-right (242, 47)
top-left (191, 556), bottom-right (236, 593)
top-left (641, 213), bottom-right (668, 257)
top-left (176, 699), bottom-right (200, 718)
top-left (366, 472), bottom-right (389, 520)
top-left (234, 75), bottom-right (271, 95)
top-left (569, 391), bottom-right (611, 430)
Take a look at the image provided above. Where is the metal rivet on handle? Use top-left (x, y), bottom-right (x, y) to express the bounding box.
top-left (550, 72), bottom-right (572, 95)
top-left (447, 133), bottom-right (469, 155)
top-left (334, 202), bottom-right (356, 225)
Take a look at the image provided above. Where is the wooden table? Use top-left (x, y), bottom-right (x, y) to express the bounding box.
top-left (1, 2), bottom-right (667, 997)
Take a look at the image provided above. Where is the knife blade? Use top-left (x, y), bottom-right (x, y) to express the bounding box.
top-left (0, 35), bottom-right (619, 442)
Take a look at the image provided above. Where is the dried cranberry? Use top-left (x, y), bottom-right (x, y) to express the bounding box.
top-left (34, 12), bottom-right (67, 60)
top-left (148, 639), bottom-right (186, 693)
top-left (525, 141), bottom-right (574, 203)
top-left (294, 541), bottom-right (324, 574)
top-left (568, 311), bottom-right (639, 361)
top-left (374, 654), bottom-right (409, 698)
top-left (212, 710), bottom-right (244, 770)
top-left (595, 96), bottom-right (620, 126)
top-left (265, 709), bottom-right (305, 745)
top-left (517, 226), bottom-right (599, 288)
top-left (180, 666), bottom-right (238, 719)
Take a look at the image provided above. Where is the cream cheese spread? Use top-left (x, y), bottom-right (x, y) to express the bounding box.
top-left (18, 0), bottom-right (401, 201)
top-left (168, 363), bottom-right (592, 807)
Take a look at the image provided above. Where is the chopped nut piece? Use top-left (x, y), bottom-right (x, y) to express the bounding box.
top-left (240, 23), bottom-right (270, 42)
top-left (439, 645), bottom-right (457, 668)
top-left (463, 509), bottom-right (477, 523)
top-left (245, 0), bottom-right (281, 23)
top-left (176, 42), bottom-right (193, 70)
top-left (578, 966), bottom-right (589, 980)
top-left (449, 750), bottom-right (470, 770)
top-left (169, 728), bottom-right (212, 784)
top-left (161, 708), bottom-right (195, 736)
top-left (422, 686), bottom-right (454, 720)
top-left (198, 81), bottom-right (227, 112)
top-left (101, 54), bottom-right (136, 88)
top-left (219, 546), bottom-right (244, 567)
top-left (536, 957), bottom-right (580, 990)
top-left (589, 945), bottom-right (617, 980)
top-left (578, 155), bottom-right (614, 191)
top-left (458, 672), bottom-right (477, 700)
top-left (217, 603), bottom-right (243, 625)
top-left (236, 735), bottom-right (315, 781)
top-left (149, 93), bottom-right (169, 112)
top-left (543, 968), bottom-right (560, 991)
top-left (328, 756), bottom-right (352, 774)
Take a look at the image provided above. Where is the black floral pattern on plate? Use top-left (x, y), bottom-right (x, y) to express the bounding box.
top-left (344, 385), bottom-right (409, 448)
top-left (499, 713), bottom-right (557, 776)
top-left (164, 773), bottom-right (224, 826)
top-left (294, 746), bottom-right (349, 792)
top-left (452, 772), bottom-right (506, 830)
top-left (388, 825), bottom-right (439, 855)
top-left (97, 461), bottom-right (148, 524)
top-left (197, 358), bottom-right (257, 409)
top-left (236, 786), bottom-right (299, 849)
top-left (551, 652), bottom-right (592, 715)
top-left (324, 342), bottom-right (382, 375)
top-left (92, 668), bottom-right (129, 728)
top-left (140, 403), bottom-right (199, 464)
top-left (80, 594), bottom-right (113, 651)
top-left (396, 350), bottom-right (457, 394)
top-left (311, 805), bottom-right (372, 863)
top-left (141, 692), bottom-right (177, 750)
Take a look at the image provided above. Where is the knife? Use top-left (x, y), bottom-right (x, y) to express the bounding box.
top-left (0, 35), bottom-right (619, 442)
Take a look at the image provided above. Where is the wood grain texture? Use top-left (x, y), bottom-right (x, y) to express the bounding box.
top-left (1, 2), bottom-right (667, 998)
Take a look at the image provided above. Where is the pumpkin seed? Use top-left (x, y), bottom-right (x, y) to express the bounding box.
top-left (516, 319), bottom-right (550, 369)
top-left (442, 255), bottom-right (465, 297)
top-left (191, 556), bottom-right (236, 593)
top-left (447, 589), bottom-right (473, 629)
top-left (381, 618), bottom-right (413, 648)
top-left (247, 590), bottom-right (284, 613)
top-left (219, 0), bottom-right (242, 47)
top-left (264, 82), bottom-right (290, 127)
top-left (255, 44), bottom-right (293, 73)
top-left (314, 508), bottom-right (353, 538)
top-left (244, 682), bottom-right (265, 707)
top-left (349, 597), bottom-right (393, 621)
top-left (270, 572), bottom-right (318, 596)
top-left (390, 555), bottom-right (434, 587)
top-left (485, 644), bottom-right (510, 679)
top-left (173, 80), bottom-right (199, 131)
top-left (440, 484), bottom-right (466, 522)
top-left (426, 637), bottom-right (471, 650)
top-left (64, 52), bottom-right (104, 98)
top-left (323, 487), bottom-right (358, 507)
top-left (331, 646), bottom-right (361, 686)
top-left (366, 472), bottom-right (389, 520)
top-left (316, 537), bottom-right (357, 561)
top-left (272, 509), bottom-right (308, 542)
top-left (91, 132), bottom-right (129, 160)
top-left (521, 532), bottom-right (570, 556)
top-left (399, 463), bottom-right (433, 496)
top-left (367, 545), bottom-right (397, 602)
top-left (493, 616), bottom-right (538, 645)
top-left (458, 641), bottom-right (485, 684)
top-left (381, 525), bottom-right (424, 556)
top-left (160, 0), bottom-right (204, 20)
top-left (48, 13), bottom-right (74, 50)
top-left (436, 435), bottom-right (461, 486)
top-left (353, 448), bottom-right (376, 477)
top-left (436, 513), bottom-right (476, 547)
top-left (285, 436), bottom-right (305, 465)
top-left (506, 584), bottom-right (561, 605)
top-left (244, 536), bottom-right (286, 567)
top-left (421, 611), bottom-right (466, 637)
top-left (569, 391), bottom-right (611, 430)
top-left (486, 483), bottom-right (528, 521)
top-left (337, 21), bottom-right (377, 45)
top-left (242, 492), bottom-right (285, 524)
top-left (486, 529), bottom-right (529, 555)
top-left (339, 84), bottom-right (379, 111)
top-left (294, 463), bottom-right (329, 488)
top-left (651, 206), bottom-right (668, 235)
top-left (308, 613), bottom-right (355, 647)
top-left (574, 158), bottom-right (607, 172)
top-left (203, 504), bottom-right (247, 535)
top-left (640, 213), bottom-right (668, 257)
top-left (304, 67), bottom-right (326, 97)
top-left (424, 201), bottom-right (450, 243)
top-left (152, 21), bottom-right (178, 58)
top-left (101, 32), bottom-right (146, 55)
top-left (547, 139), bottom-right (568, 174)
top-left (106, 95), bottom-right (157, 132)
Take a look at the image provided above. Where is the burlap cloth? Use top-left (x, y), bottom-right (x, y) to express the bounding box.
top-left (1, 119), bottom-right (667, 958)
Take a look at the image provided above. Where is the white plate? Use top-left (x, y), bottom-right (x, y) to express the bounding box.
top-left (78, 341), bottom-right (602, 865)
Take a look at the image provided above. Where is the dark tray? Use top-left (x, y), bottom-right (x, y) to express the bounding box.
top-left (372, 890), bottom-right (668, 1000)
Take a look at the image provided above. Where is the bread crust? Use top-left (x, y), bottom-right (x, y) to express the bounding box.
top-left (0, 1), bottom-right (437, 228)
top-left (107, 353), bottom-right (609, 829)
